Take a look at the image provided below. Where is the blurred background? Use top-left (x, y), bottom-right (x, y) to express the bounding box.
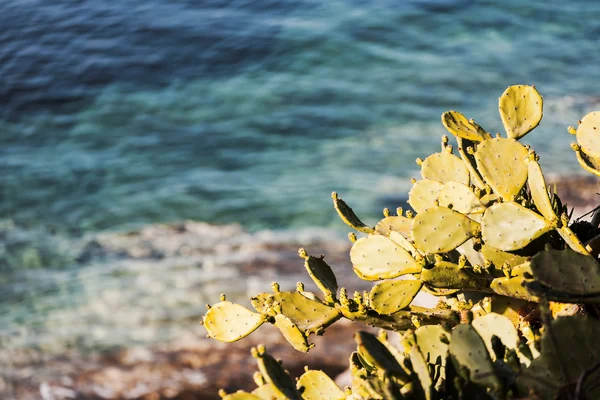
top-left (2, 0), bottom-right (600, 398)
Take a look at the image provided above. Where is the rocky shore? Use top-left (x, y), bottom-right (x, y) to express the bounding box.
top-left (1, 176), bottom-right (598, 400)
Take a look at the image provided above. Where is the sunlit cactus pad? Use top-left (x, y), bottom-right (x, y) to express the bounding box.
top-left (204, 85), bottom-right (600, 399)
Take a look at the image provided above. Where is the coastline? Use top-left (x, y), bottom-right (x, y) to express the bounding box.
top-left (1, 175), bottom-right (598, 400)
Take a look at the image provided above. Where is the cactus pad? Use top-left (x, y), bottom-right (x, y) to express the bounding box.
top-left (457, 136), bottom-right (486, 189)
top-left (576, 111), bottom-right (600, 158)
top-left (471, 313), bottom-right (521, 362)
top-left (332, 192), bottom-right (374, 233)
top-left (436, 181), bottom-right (486, 215)
top-left (527, 158), bottom-right (557, 221)
top-left (355, 331), bottom-right (409, 380)
top-left (449, 324), bottom-right (502, 392)
top-left (420, 151), bottom-right (470, 185)
top-left (252, 385), bottom-right (286, 399)
top-left (517, 316), bottom-right (600, 399)
top-left (369, 279), bottom-right (423, 315)
top-left (296, 370), bottom-right (346, 400)
top-left (474, 137), bottom-right (529, 200)
top-left (411, 206), bottom-right (480, 253)
top-left (222, 391), bottom-right (263, 400)
top-left (203, 301), bottom-right (265, 342)
top-left (350, 235), bottom-right (422, 280)
top-left (255, 347), bottom-right (302, 400)
top-left (263, 292), bottom-right (341, 333)
top-left (301, 252), bottom-right (338, 299)
top-left (389, 231), bottom-right (420, 257)
top-left (415, 325), bottom-right (450, 387)
top-left (408, 179), bottom-right (444, 213)
top-left (481, 202), bottom-right (552, 251)
top-left (374, 215), bottom-right (412, 237)
top-left (529, 248), bottom-right (600, 296)
top-left (441, 110), bottom-right (489, 142)
top-left (421, 261), bottom-right (490, 290)
top-left (274, 314), bottom-right (312, 353)
top-left (572, 143), bottom-right (600, 177)
top-left (409, 345), bottom-right (434, 400)
top-left (498, 85), bottom-right (543, 140)
top-left (480, 244), bottom-right (530, 269)
top-left (490, 274), bottom-right (539, 302)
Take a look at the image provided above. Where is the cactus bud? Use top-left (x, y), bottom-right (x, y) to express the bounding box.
top-left (296, 282), bottom-right (305, 292)
top-left (396, 207), bottom-right (403, 216)
top-left (445, 144), bottom-right (453, 154)
top-left (383, 207), bottom-right (390, 217)
top-left (205, 304), bottom-right (211, 309)
top-left (411, 177), bottom-right (417, 184)
top-left (405, 210), bottom-right (414, 219)
top-left (271, 282), bottom-right (280, 293)
top-left (218, 389), bottom-right (227, 398)
top-left (348, 232), bottom-right (357, 243)
top-left (416, 158), bottom-right (423, 166)
top-left (567, 125), bottom-right (577, 135)
top-left (340, 288), bottom-right (350, 307)
top-left (411, 314), bottom-right (422, 328)
top-left (298, 248), bottom-right (309, 259)
top-left (219, 293), bottom-right (226, 302)
top-left (458, 254), bottom-right (467, 268)
top-left (253, 371), bottom-right (265, 386)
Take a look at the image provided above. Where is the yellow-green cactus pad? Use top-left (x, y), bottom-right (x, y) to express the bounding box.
top-left (420, 151), bottom-right (470, 185)
top-left (481, 202), bottom-right (552, 251)
top-left (571, 143), bottom-right (600, 177)
top-left (408, 179), bottom-right (444, 214)
top-left (252, 384), bottom-right (287, 400)
top-left (203, 301), bottom-right (265, 342)
top-left (301, 252), bottom-right (338, 299)
top-left (421, 261), bottom-right (490, 290)
top-left (474, 137), bottom-right (529, 201)
top-left (296, 370), bottom-right (346, 400)
top-left (441, 110), bottom-right (490, 142)
top-left (411, 206), bottom-right (480, 253)
top-left (490, 275), bottom-right (539, 302)
top-left (415, 325), bottom-right (450, 388)
top-left (498, 85), bottom-right (543, 140)
top-left (369, 279), bottom-right (423, 315)
top-left (529, 248), bottom-right (600, 297)
top-left (355, 331), bottom-right (409, 379)
top-left (331, 192), bottom-right (374, 233)
top-left (274, 314), bottom-right (312, 353)
top-left (575, 111), bottom-right (600, 158)
top-left (388, 231), bottom-right (420, 257)
top-left (263, 292), bottom-right (341, 333)
top-left (350, 235), bottom-right (423, 280)
top-left (480, 244), bottom-right (530, 270)
top-left (255, 348), bottom-right (302, 400)
top-left (436, 181), bottom-right (486, 215)
top-left (449, 325), bottom-right (502, 392)
top-left (222, 391), bottom-right (263, 400)
top-left (527, 157), bottom-right (556, 221)
top-left (471, 313), bottom-right (523, 363)
top-left (409, 346), bottom-right (434, 400)
top-left (557, 225), bottom-right (591, 255)
top-left (517, 316), bottom-right (600, 399)
top-left (457, 137), bottom-right (486, 189)
top-left (374, 215), bottom-right (412, 236)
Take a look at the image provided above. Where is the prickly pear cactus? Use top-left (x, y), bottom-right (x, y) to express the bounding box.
top-left (205, 85), bottom-right (600, 399)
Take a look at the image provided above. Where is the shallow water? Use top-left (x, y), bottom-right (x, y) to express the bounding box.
top-left (2, 0), bottom-right (600, 352)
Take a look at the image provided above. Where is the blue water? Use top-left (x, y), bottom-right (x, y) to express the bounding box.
top-left (3, 0), bottom-right (600, 234)
top-left (2, 0), bottom-right (600, 355)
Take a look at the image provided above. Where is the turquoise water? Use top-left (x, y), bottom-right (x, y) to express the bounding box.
top-left (3, 0), bottom-right (600, 234)
top-left (2, 0), bottom-right (600, 352)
